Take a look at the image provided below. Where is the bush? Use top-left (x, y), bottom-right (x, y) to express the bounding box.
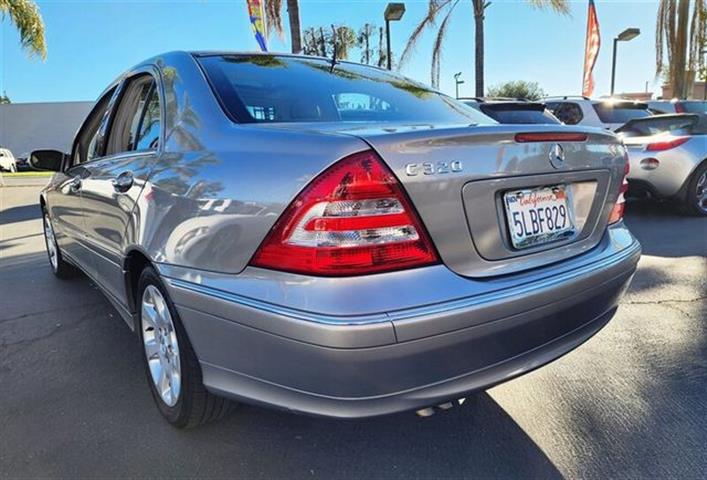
top-left (486, 81), bottom-right (546, 101)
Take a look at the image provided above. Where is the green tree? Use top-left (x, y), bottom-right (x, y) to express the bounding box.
top-left (400, 0), bottom-right (569, 92)
top-left (0, 0), bottom-right (46, 59)
top-left (302, 24), bottom-right (356, 60)
top-left (656, 0), bottom-right (707, 99)
top-left (486, 80), bottom-right (546, 100)
top-left (265, 0), bottom-right (302, 53)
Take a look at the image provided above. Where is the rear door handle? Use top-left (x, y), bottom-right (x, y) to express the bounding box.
top-left (69, 176), bottom-right (82, 193)
top-left (112, 171), bottom-right (134, 193)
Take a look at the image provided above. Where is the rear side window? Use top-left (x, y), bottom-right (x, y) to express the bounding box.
top-left (480, 105), bottom-right (560, 124)
top-left (135, 87), bottom-right (161, 150)
top-left (547, 102), bottom-right (584, 125)
top-left (592, 102), bottom-right (652, 124)
top-left (106, 74), bottom-right (161, 156)
top-left (197, 54), bottom-right (492, 125)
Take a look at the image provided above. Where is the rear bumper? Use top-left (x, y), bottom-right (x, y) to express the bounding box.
top-left (161, 227), bottom-right (640, 418)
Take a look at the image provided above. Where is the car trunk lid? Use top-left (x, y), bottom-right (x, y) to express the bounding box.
top-left (259, 122), bottom-right (626, 277)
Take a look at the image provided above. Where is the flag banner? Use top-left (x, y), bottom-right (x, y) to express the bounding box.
top-left (247, 0), bottom-right (268, 52)
top-left (582, 0), bottom-right (601, 97)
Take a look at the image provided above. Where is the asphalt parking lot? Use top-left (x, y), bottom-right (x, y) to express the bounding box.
top-left (1, 185), bottom-right (705, 479)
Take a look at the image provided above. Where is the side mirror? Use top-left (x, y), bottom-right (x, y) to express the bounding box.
top-left (29, 149), bottom-right (66, 172)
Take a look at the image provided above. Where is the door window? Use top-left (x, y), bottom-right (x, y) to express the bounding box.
top-left (106, 74), bottom-right (161, 156)
top-left (71, 88), bottom-right (117, 167)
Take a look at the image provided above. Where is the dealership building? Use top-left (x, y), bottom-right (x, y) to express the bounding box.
top-left (0, 101), bottom-right (94, 157)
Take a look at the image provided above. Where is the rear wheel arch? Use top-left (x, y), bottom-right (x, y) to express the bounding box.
top-left (123, 249), bottom-right (154, 319)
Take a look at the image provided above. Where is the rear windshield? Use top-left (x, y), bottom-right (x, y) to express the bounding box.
top-left (592, 102), bottom-right (652, 124)
top-left (196, 54), bottom-right (492, 124)
top-left (480, 105), bottom-right (560, 124)
top-left (677, 101), bottom-right (707, 113)
top-left (616, 115), bottom-right (699, 137)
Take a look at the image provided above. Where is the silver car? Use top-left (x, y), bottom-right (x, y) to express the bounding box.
top-left (32, 52), bottom-right (640, 427)
top-left (617, 114), bottom-right (707, 215)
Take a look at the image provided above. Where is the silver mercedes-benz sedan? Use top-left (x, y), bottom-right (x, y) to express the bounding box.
top-left (617, 113), bottom-right (707, 215)
top-left (32, 52), bottom-right (640, 428)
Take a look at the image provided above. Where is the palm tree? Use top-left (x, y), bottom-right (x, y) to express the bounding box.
top-left (0, 0), bottom-right (46, 59)
top-left (400, 0), bottom-right (569, 92)
top-left (656, 0), bottom-right (706, 99)
top-left (265, 0), bottom-right (302, 53)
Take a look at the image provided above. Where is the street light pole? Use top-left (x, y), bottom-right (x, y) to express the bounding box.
top-left (610, 27), bottom-right (640, 96)
top-left (454, 72), bottom-right (464, 99)
top-left (385, 19), bottom-right (392, 70)
top-left (610, 37), bottom-right (619, 96)
top-left (384, 3), bottom-right (406, 70)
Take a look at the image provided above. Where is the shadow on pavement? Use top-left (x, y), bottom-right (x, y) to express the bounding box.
top-left (0, 252), bottom-right (563, 479)
top-left (624, 199), bottom-right (707, 257)
top-left (0, 204), bottom-right (42, 226)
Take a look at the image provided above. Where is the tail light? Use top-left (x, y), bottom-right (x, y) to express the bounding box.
top-left (250, 150), bottom-right (439, 276)
top-left (645, 136), bottom-right (689, 151)
top-left (609, 158), bottom-right (630, 224)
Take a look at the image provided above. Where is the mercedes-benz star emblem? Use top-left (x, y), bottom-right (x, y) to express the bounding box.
top-left (549, 143), bottom-right (565, 169)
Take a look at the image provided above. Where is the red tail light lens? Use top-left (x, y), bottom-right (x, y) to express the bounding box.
top-left (645, 136), bottom-right (689, 151)
top-left (609, 159), bottom-right (630, 224)
top-left (250, 150), bottom-right (439, 276)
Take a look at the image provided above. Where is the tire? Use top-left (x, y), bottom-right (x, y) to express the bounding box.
top-left (136, 266), bottom-right (235, 428)
top-left (42, 209), bottom-right (78, 278)
top-left (683, 162), bottom-right (707, 216)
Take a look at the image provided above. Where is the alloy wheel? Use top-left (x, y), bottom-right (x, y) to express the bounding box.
top-left (141, 285), bottom-right (182, 407)
top-left (43, 213), bottom-right (58, 271)
top-left (696, 171), bottom-right (707, 214)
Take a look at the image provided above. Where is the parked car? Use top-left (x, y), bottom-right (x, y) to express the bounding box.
top-left (0, 147), bottom-right (17, 172)
top-left (647, 99), bottom-right (707, 114)
top-left (460, 98), bottom-right (561, 124)
top-left (544, 96), bottom-right (653, 130)
top-left (14, 152), bottom-right (30, 171)
top-left (616, 113), bottom-right (707, 215)
top-left (33, 52), bottom-right (640, 428)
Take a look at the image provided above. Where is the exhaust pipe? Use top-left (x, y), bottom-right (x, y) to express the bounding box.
top-left (415, 398), bottom-right (466, 417)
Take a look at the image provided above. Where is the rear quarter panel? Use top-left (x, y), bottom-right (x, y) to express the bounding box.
top-left (121, 53), bottom-right (369, 273)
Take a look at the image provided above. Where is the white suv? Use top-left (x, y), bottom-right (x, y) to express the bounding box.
top-left (0, 147), bottom-right (17, 172)
top-left (543, 96), bottom-right (653, 131)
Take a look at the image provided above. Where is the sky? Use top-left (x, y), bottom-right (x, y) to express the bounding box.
top-left (0, 0), bottom-right (662, 103)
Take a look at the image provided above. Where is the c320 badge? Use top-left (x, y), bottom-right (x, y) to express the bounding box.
top-left (405, 161), bottom-right (463, 176)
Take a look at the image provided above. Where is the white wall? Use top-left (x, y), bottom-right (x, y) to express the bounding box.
top-left (0, 101), bottom-right (94, 156)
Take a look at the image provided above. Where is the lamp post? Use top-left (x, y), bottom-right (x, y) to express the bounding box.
top-left (454, 72), bottom-right (464, 99)
top-left (610, 28), bottom-right (640, 96)
top-left (384, 3), bottom-right (406, 70)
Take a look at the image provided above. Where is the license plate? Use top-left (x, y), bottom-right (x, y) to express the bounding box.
top-left (503, 185), bottom-right (575, 249)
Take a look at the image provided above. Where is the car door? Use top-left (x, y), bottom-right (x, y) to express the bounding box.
top-left (45, 88), bottom-right (117, 278)
top-left (78, 69), bottom-right (163, 307)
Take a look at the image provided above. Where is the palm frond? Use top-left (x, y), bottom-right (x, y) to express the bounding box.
top-left (398, 0), bottom-right (452, 69)
top-left (0, 0), bottom-right (46, 59)
top-left (431, 1), bottom-right (459, 88)
top-left (656, 0), bottom-right (667, 75)
top-left (687, 0), bottom-right (706, 70)
top-left (526, 0), bottom-right (571, 15)
top-left (264, 0), bottom-right (284, 38)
